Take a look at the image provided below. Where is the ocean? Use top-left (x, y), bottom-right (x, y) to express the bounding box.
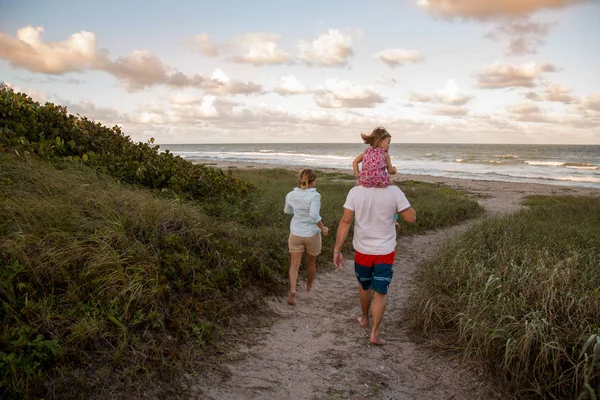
top-left (159, 143), bottom-right (600, 189)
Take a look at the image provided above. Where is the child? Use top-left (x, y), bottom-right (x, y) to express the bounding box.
top-left (352, 126), bottom-right (397, 187)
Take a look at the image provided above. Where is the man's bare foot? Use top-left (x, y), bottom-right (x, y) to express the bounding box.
top-left (370, 334), bottom-right (385, 345)
top-left (357, 316), bottom-right (368, 327)
top-left (306, 282), bottom-right (313, 293)
top-left (287, 292), bottom-right (296, 305)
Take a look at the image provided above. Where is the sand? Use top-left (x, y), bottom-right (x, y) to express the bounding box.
top-left (188, 160), bottom-right (600, 400)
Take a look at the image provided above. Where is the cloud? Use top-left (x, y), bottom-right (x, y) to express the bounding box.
top-left (575, 92), bottom-right (600, 117)
top-left (274, 75), bottom-right (307, 95)
top-left (298, 29), bottom-right (353, 67)
top-left (409, 92), bottom-right (433, 102)
top-left (184, 34), bottom-right (219, 57)
top-left (0, 25), bottom-right (98, 74)
top-left (314, 79), bottom-right (384, 108)
top-left (417, 0), bottom-right (591, 20)
top-left (506, 102), bottom-right (541, 114)
top-left (484, 17), bottom-right (554, 56)
top-left (430, 105), bottom-right (469, 117)
top-left (475, 62), bottom-right (557, 89)
top-left (227, 33), bottom-right (292, 66)
top-left (522, 91), bottom-right (541, 100)
top-left (410, 79), bottom-right (474, 106)
top-left (203, 68), bottom-right (263, 95)
top-left (375, 75), bottom-right (398, 86)
top-left (506, 101), bottom-right (552, 122)
top-left (0, 26), bottom-right (262, 93)
top-left (60, 98), bottom-right (129, 123)
top-left (580, 93), bottom-right (600, 111)
top-left (374, 49), bottom-right (423, 67)
top-left (543, 83), bottom-right (577, 103)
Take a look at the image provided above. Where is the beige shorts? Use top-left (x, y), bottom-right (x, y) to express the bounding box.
top-left (288, 233), bottom-right (322, 256)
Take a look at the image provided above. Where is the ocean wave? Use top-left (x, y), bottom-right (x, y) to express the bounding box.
top-left (494, 155), bottom-right (519, 159)
top-left (555, 176), bottom-right (600, 183)
top-left (565, 166), bottom-right (598, 170)
top-left (525, 161), bottom-right (565, 166)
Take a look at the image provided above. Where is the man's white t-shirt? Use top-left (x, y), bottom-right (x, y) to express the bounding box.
top-left (343, 185), bottom-right (411, 255)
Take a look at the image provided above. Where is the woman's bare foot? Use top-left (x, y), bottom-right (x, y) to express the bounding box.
top-left (357, 316), bottom-right (368, 327)
top-left (306, 282), bottom-right (313, 293)
top-left (370, 333), bottom-right (385, 345)
top-left (287, 292), bottom-right (296, 305)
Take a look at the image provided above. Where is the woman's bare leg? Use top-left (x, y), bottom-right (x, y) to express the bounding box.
top-left (288, 252), bottom-right (303, 305)
top-left (305, 254), bottom-right (317, 292)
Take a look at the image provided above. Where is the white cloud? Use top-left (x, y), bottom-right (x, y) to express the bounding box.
top-left (475, 62), bottom-right (557, 89)
top-left (417, 0), bottom-right (591, 19)
top-left (543, 83), bottom-right (577, 103)
top-left (0, 25), bottom-right (98, 74)
top-left (227, 33), bottom-right (292, 66)
top-left (314, 79), bottom-right (384, 108)
top-left (184, 34), bottom-right (219, 57)
top-left (506, 102), bottom-right (541, 114)
top-left (374, 49), bottom-right (423, 67)
top-left (298, 29), bottom-right (353, 67)
top-left (274, 75), bottom-right (307, 95)
top-left (484, 17), bottom-right (555, 56)
top-left (410, 80), bottom-right (474, 107)
top-left (430, 105), bottom-right (469, 117)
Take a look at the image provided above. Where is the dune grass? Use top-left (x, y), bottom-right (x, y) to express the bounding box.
top-left (0, 159), bottom-right (483, 398)
top-left (410, 195), bottom-right (600, 399)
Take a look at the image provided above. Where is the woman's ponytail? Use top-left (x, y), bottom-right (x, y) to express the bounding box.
top-left (298, 169), bottom-right (317, 189)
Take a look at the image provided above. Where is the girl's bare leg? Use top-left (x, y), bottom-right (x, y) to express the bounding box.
top-left (288, 252), bottom-right (303, 305)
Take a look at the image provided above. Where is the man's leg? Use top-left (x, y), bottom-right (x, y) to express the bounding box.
top-left (288, 252), bottom-right (303, 305)
top-left (305, 254), bottom-right (317, 292)
top-left (370, 291), bottom-right (387, 345)
top-left (358, 285), bottom-right (372, 327)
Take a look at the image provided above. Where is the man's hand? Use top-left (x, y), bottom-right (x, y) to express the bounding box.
top-left (333, 252), bottom-right (344, 271)
top-left (322, 226), bottom-right (329, 236)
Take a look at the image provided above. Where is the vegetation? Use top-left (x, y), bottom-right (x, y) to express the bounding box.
top-left (0, 86), bottom-right (483, 399)
top-left (0, 84), bottom-right (256, 204)
top-left (410, 195), bottom-right (600, 399)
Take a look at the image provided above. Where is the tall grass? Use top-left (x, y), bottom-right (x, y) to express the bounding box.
top-left (0, 158), bottom-right (483, 399)
top-left (410, 195), bottom-right (600, 398)
top-left (0, 155), bottom-right (283, 398)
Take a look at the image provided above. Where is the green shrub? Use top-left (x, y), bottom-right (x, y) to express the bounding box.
top-left (0, 85), bottom-right (256, 204)
top-left (0, 155), bottom-right (282, 398)
top-left (410, 195), bottom-right (600, 399)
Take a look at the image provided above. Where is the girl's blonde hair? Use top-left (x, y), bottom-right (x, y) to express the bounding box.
top-left (360, 126), bottom-right (391, 148)
top-left (298, 169), bottom-right (317, 189)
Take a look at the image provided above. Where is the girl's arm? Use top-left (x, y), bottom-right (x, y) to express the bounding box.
top-left (352, 153), bottom-right (364, 177)
top-left (386, 152), bottom-right (397, 174)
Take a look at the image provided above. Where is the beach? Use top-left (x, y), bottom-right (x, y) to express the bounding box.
top-left (196, 159), bottom-right (600, 216)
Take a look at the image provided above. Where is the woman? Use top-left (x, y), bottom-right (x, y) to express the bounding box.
top-left (284, 169), bottom-right (328, 305)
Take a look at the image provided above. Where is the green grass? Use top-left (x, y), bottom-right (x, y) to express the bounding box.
top-left (0, 158), bottom-right (482, 399)
top-left (409, 195), bottom-right (600, 399)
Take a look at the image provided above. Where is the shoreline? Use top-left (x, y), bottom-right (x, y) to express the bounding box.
top-left (194, 159), bottom-right (600, 216)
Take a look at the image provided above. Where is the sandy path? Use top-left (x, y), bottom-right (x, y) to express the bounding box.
top-left (189, 164), bottom-right (600, 400)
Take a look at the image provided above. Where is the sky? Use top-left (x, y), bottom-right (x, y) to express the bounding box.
top-left (1, 0), bottom-right (599, 144)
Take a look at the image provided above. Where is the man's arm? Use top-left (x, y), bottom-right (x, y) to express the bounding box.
top-left (399, 207), bottom-right (416, 224)
top-left (333, 208), bottom-right (354, 270)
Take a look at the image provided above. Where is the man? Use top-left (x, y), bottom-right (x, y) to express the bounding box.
top-left (333, 185), bottom-right (416, 345)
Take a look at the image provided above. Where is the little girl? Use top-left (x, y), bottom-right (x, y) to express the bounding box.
top-left (352, 126), bottom-right (397, 187)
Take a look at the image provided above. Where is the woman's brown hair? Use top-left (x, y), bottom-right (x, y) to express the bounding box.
top-left (298, 169), bottom-right (317, 189)
top-left (360, 126), bottom-right (391, 148)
